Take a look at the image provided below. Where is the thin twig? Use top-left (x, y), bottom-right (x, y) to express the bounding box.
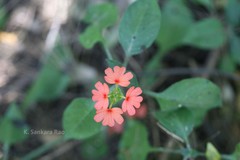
top-left (202, 48), bottom-right (222, 78)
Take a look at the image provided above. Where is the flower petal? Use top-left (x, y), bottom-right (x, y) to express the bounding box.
top-left (126, 86), bottom-right (135, 97)
top-left (94, 110), bottom-right (105, 122)
top-left (113, 113), bottom-right (124, 124)
top-left (121, 100), bottom-right (128, 112)
top-left (118, 81), bottom-right (130, 87)
top-left (121, 72), bottom-right (133, 81)
top-left (130, 87), bottom-right (142, 96)
top-left (127, 105), bottom-right (136, 116)
top-left (95, 81), bottom-right (104, 91)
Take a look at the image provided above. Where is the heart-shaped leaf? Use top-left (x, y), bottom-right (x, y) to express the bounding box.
top-left (84, 3), bottom-right (118, 29)
top-left (183, 18), bottom-right (226, 49)
top-left (152, 78), bottom-right (222, 111)
top-left (79, 25), bottom-right (103, 49)
top-left (119, 120), bottom-right (151, 160)
top-left (154, 108), bottom-right (206, 142)
top-left (231, 143), bottom-right (240, 160)
top-left (150, 78), bottom-right (222, 142)
top-left (206, 143), bottom-right (221, 160)
top-left (63, 98), bottom-right (101, 140)
top-left (119, 0), bottom-right (161, 56)
top-left (79, 2), bottom-right (118, 49)
top-left (0, 104), bottom-right (28, 145)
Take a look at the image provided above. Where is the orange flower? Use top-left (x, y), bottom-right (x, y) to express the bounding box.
top-left (125, 103), bottom-right (148, 119)
top-left (92, 81), bottom-right (109, 110)
top-left (94, 108), bottom-right (124, 127)
top-left (104, 66), bottom-right (133, 87)
top-left (122, 86), bottom-right (143, 116)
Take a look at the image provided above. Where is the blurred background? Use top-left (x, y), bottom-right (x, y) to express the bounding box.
top-left (0, 0), bottom-right (240, 159)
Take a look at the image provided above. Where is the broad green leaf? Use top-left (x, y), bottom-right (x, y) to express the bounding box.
top-left (0, 119), bottom-right (27, 144)
top-left (81, 132), bottom-right (108, 160)
top-left (157, 0), bottom-right (193, 53)
top-left (229, 32), bottom-right (240, 65)
top-left (84, 3), bottom-right (118, 29)
top-left (232, 143), bottom-right (240, 160)
top-left (154, 108), bottom-right (206, 142)
top-left (119, 120), bottom-right (151, 160)
top-left (6, 103), bottom-right (24, 120)
top-left (183, 18), bottom-right (226, 49)
top-left (79, 25), bottom-right (103, 49)
top-left (63, 98), bottom-right (101, 140)
top-left (22, 64), bottom-right (70, 108)
top-left (151, 78), bottom-right (222, 111)
top-left (225, 0), bottom-right (240, 26)
top-left (22, 45), bottom-right (72, 109)
top-left (0, 104), bottom-right (28, 144)
top-left (206, 143), bottom-right (221, 160)
top-left (219, 54), bottom-right (236, 73)
top-left (79, 2), bottom-right (118, 49)
top-left (0, 6), bottom-right (7, 29)
top-left (119, 0), bottom-right (161, 56)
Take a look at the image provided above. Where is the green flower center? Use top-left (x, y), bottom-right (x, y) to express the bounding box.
top-left (108, 85), bottom-right (124, 107)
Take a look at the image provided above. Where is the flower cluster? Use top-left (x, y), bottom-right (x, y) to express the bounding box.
top-left (92, 66), bottom-right (143, 127)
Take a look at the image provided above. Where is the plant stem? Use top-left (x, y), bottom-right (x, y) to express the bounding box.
top-left (123, 56), bottom-right (130, 67)
top-left (150, 147), bottom-right (233, 160)
top-left (3, 143), bottom-right (10, 160)
top-left (21, 137), bottom-right (66, 160)
top-left (185, 138), bottom-right (192, 150)
top-left (143, 90), bottom-right (158, 97)
top-left (103, 44), bottom-right (113, 60)
top-left (150, 147), bottom-right (182, 155)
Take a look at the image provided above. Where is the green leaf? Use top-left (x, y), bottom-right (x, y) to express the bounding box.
top-left (6, 103), bottom-right (24, 120)
top-left (219, 53), bottom-right (236, 73)
top-left (225, 0), bottom-right (240, 26)
top-left (81, 132), bottom-right (108, 160)
top-left (232, 143), bottom-right (240, 160)
top-left (183, 18), bottom-right (226, 49)
top-left (154, 108), bottom-right (206, 142)
top-left (229, 32), bottom-right (240, 65)
top-left (156, 0), bottom-right (193, 53)
top-left (0, 119), bottom-right (27, 145)
top-left (84, 3), bottom-right (118, 29)
top-left (0, 104), bottom-right (28, 145)
top-left (119, 120), bottom-right (151, 160)
top-left (22, 64), bottom-right (70, 108)
top-left (0, 6), bottom-right (7, 29)
top-left (22, 45), bottom-right (72, 109)
top-left (151, 78), bottom-right (222, 142)
top-left (119, 0), bottom-right (161, 56)
top-left (79, 25), bottom-right (103, 49)
top-left (79, 2), bottom-right (118, 49)
top-left (206, 143), bottom-right (221, 160)
top-left (152, 78), bottom-right (222, 111)
top-left (63, 98), bottom-right (102, 140)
